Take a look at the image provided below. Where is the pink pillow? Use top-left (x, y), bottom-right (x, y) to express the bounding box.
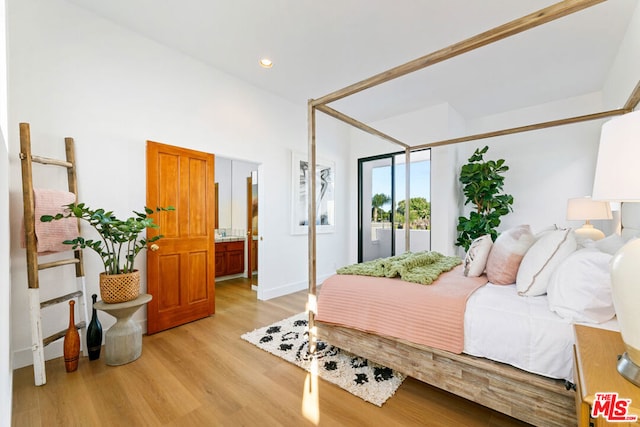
top-left (485, 225), bottom-right (535, 285)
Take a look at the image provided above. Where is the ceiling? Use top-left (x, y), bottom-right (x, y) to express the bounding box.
top-left (65, 0), bottom-right (637, 123)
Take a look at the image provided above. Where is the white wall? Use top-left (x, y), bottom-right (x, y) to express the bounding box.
top-left (8, 0), bottom-right (350, 369)
top-left (448, 3), bottom-right (640, 242)
top-left (313, 113), bottom-right (352, 278)
top-left (461, 91), bottom-right (609, 236)
top-left (1, 141), bottom-right (10, 427)
top-left (603, 1), bottom-right (640, 111)
top-left (0, 0), bottom-right (11, 422)
top-left (340, 1), bottom-right (640, 260)
top-left (214, 157), bottom-right (233, 229)
top-left (344, 89), bottom-right (632, 262)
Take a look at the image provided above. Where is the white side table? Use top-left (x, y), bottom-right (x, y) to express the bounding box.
top-left (94, 294), bottom-right (152, 366)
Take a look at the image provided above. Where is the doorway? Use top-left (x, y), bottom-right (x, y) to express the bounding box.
top-left (146, 141), bottom-right (216, 333)
top-left (247, 171), bottom-right (258, 286)
top-left (214, 156), bottom-right (260, 288)
top-left (358, 149), bottom-right (431, 262)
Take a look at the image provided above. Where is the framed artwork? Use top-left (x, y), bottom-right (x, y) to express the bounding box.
top-left (291, 151), bottom-right (335, 234)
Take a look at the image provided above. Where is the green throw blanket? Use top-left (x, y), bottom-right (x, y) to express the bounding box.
top-left (336, 251), bottom-right (461, 285)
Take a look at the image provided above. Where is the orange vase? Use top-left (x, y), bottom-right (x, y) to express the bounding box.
top-left (63, 300), bottom-right (80, 372)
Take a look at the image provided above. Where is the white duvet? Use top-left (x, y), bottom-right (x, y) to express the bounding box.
top-left (463, 282), bottom-right (618, 382)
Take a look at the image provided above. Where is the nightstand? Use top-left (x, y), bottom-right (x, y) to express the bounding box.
top-left (574, 324), bottom-right (640, 426)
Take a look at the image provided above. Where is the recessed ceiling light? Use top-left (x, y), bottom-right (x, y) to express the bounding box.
top-left (259, 58), bottom-right (273, 69)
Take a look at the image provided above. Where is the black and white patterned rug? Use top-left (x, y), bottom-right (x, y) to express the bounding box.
top-left (241, 312), bottom-right (405, 406)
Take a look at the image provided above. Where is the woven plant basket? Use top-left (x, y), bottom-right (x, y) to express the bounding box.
top-left (99, 270), bottom-right (140, 303)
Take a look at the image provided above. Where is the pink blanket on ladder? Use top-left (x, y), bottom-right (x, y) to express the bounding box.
top-left (316, 265), bottom-right (488, 353)
top-left (22, 189), bottom-right (78, 254)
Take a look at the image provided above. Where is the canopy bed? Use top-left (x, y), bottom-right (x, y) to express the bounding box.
top-left (305, 1), bottom-right (640, 426)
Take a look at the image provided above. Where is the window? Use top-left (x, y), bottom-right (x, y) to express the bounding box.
top-left (358, 149), bottom-right (431, 262)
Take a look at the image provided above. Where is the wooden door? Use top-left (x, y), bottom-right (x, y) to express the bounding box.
top-left (246, 173), bottom-right (258, 280)
top-left (146, 141), bottom-right (215, 334)
top-left (246, 176), bottom-right (253, 279)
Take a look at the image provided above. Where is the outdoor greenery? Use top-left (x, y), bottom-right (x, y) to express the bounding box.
top-left (456, 146), bottom-right (513, 251)
top-left (370, 194), bottom-right (430, 229)
top-left (395, 197), bottom-right (430, 229)
top-left (371, 193), bottom-right (391, 222)
top-left (41, 203), bottom-right (174, 275)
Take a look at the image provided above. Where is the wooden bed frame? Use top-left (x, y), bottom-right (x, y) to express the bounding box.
top-left (306, 1), bottom-right (640, 426)
top-left (316, 321), bottom-right (576, 426)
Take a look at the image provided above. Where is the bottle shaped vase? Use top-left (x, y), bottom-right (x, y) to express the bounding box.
top-left (86, 294), bottom-right (103, 360)
top-left (63, 300), bottom-right (80, 372)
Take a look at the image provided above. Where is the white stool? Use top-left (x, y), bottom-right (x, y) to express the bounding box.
top-left (94, 294), bottom-right (152, 366)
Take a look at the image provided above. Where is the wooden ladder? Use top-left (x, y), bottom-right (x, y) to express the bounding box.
top-left (19, 122), bottom-right (90, 386)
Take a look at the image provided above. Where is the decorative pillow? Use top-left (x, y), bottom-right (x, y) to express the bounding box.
top-left (463, 235), bottom-right (493, 277)
top-left (485, 225), bottom-right (536, 285)
top-left (547, 248), bottom-right (615, 323)
top-left (534, 224), bottom-right (558, 238)
top-left (595, 233), bottom-right (626, 255)
top-left (516, 228), bottom-right (577, 296)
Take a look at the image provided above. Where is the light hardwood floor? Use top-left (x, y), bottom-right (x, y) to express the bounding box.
top-left (12, 278), bottom-right (532, 426)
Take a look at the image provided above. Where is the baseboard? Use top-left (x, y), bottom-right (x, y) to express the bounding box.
top-left (12, 318), bottom-right (148, 370)
top-left (215, 273), bottom-right (245, 282)
top-left (257, 273), bottom-right (331, 301)
top-left (13, 340), bottom-right (64, 370)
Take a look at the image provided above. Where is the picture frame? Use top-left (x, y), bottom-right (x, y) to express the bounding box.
top-left (291, 151), bottom-right (335, 235)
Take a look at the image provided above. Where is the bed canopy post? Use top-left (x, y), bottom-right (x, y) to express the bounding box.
top-left (411, 108), bottom-right (629, 150)
top-left (625, 80), bottom-right (640, 111)
top-left (308, 100), bottom-right (318, 353)
top-left (404, 148), bottom-right (410, 252)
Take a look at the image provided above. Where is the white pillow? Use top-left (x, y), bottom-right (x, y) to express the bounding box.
top-left (485, 225), bottom-right (536, 285)
top-left (516, 228), bottom-right (577, 296)
top-left (534, 224), bottom-right (558, 238)
top-left (547, 248), bottom-right (615, 323)
top-left (595, 233), bottom-right (626, 255)
top-left (463, 235), bottom-right (492, 277)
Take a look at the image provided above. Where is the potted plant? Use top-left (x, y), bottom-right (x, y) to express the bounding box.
top-left (41, 203), bottom-right (174, 303)
top-left (456, 146), bottom-right (514, 251)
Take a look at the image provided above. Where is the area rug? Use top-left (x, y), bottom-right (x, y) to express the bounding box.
top-left (241, 312), bottom-right (405, 406)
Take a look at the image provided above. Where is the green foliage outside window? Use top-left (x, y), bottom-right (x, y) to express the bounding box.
top-left (371, 193), bottom-right (390, 222)
top-left (396, 197), bottom-right (430, 229)
top-left (370, 194), bottom-right (431, 230)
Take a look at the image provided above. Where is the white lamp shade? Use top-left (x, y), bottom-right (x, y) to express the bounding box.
top-left (611, 239), bottom-right (640, 365)
top-left (566, 197), bottom-right (612, 221)
top-left (592, 110), bottom-right (640, 202)
top-left (592, 109), bottom-right (640, 385)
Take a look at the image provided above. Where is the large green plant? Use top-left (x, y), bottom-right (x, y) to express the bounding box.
top-left (456, 146), bottom-right (513, 251)
top-left (41, 203), bottom-right (174, 275)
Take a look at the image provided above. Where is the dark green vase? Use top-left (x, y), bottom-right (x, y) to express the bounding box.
top-left (87, 294), bottom-right (103, 360)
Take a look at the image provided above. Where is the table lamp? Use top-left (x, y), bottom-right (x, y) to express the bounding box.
top-left (566, 196), bottom-right (612, 241)
top-left (592, 109), bottom-right (640, 387)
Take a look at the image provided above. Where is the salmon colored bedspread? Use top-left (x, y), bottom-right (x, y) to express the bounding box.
top-left (316, 265), bottom-right (488, 354)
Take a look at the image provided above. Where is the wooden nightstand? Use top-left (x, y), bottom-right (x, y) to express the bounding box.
top-left (574, 324), bottom-right (640, 426)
